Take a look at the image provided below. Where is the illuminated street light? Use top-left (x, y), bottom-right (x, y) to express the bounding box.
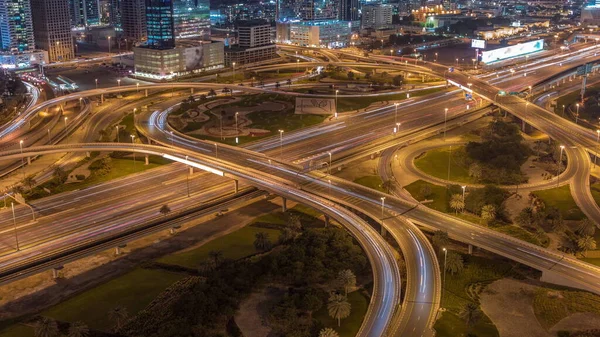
top-left (444, 107), bottom-right (449, 141)
top-left (279, 129), bottom-right (284, 160)
top-left (576, 103), bottom-right (580, 124)
top-left (117, 79), bottom-right (121, 87)
top-left (95, 78), bottom-right (98, 89)
top-left (380, 196), bottom-right (386, 218)
top-left (19, 140), bottom-right (24, 180)
top-left (461, 185), bottom-right (466, 202)
top-left (131, 135), bottom-right (136, 169)
top-left (557, 145), bottom-right (565, 187)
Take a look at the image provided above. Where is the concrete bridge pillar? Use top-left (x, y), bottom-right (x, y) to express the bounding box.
top-left (27, 157), bottom-right (31, 165)
top-left (281, 197), bottom-right (287, 212)
top-left (145, 155), bottom-right (149, 165)
top-left (233, 179), bottom-right (239, 193)
top-left (324, 214), bottom-right (330, 228)
top-left (190, 88), bottom-right (194, 94)
top-left (189, 166), bottom-right (194, 175)
top-left (100, 94), bottom-right (104, 104)
top-left (86, 152), bottom-right (90, 158)
top-left (468, 244), bottom-right (473, 255)
top-left (145, 89), bottom-right (148, 97)
top-left (52, 266), bottom-right (63, 279)
top-left (380, 225), bottom-right (387, 237)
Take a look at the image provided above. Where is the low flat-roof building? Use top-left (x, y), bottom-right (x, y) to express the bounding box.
top-left (133, 40), bottom-right (224, 79)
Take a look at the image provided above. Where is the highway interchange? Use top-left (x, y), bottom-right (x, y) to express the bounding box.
top-left (2, 41), bottom-right (600, 336)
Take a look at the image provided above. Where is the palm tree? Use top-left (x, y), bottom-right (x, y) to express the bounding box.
top-left (381, 179), bottom-right (394, 193)
top-left (287, 214), bottom-right (302, 232)
top-left (459, 302), bottom-right (481, 327)
top-left (480, 204), bottom-right (496, 224)
top-left (337, 269), bottom-right (356, 295)
top-left (208, 250), bottom-right (223, 266)
top-left (53, 166), bottom-right (68, 183)
top-left (319, 327), bottom-right (340, 337)
top-left (577, 219), bottom-right (597, 237)
top-left (578, 236), bottom-right (597, 257)
top-left (327, 293), bottom-right (351, 327)
top-left (445, 251), bottom-right (464, 275)
top-left (275, 81), bottom-right (281, 89)
top-left (34, 317), bottom-right (59, 337)
top-left (286, 78), bottom-right (292, 87)
top-left (22, 175), bottom-right (36, 191)
top-left (279, 227), bottom-right (295, 243)
top-left (468, 163), bottom-right (482, 179)
top-left (208, 88), bottom-right (216, 97)
top-left (68, 321), bottom-right (90, 337)
top-left (254, 231), bottom-right (272, 251)
top-left (432, 230), bottom-right (449, 254)
top-left (159, 204), bottom-right (171, 217)
top-left (449, 194), bottom-right (465, 214)
top-left (109, 305), bottom-right (128, 331)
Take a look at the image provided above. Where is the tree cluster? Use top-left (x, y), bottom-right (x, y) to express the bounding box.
top-left (465, 120), bottom-right (531, 185)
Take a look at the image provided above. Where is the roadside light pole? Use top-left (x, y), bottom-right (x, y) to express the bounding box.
top-left (235, 112), bottom-right (239, 144)
top-left (596, 130), bottom-right (600, 167)
top-left (19, 140), bottom-right (24, 180)
top-left (444, 107), bottom-right (448, 141)
top-left (380, 196), bottom-right (386, 218)
top-left (336, 90), bottom-right (339, 113)
top-left (11, 202), bottom-right (19, 251)
top-left (64, 116), bottom-right (68, 129)
top-left (95, 79), bottom-right (98, 89)
top-left (435, 52), bottom-right (438, 62)
top-left (328, 152), bottom-right (332, 174)
top-left (131, 135), bottom-right (136, 169)
top-left (185, 155), bottom-right (190, 197)
top-left (557, 145), bottom-right (565, 187)
top-left (576, 103), bottom-right (580, 124)
top-left (279, 130), bottom-right (284, 160)
top-left (562, 104), bottom-right (566, 117)
top-left (117, 79), bottom-right (121, 87)
top-left (232, 62), bottom-right (236, 82)
top-left (115, 125), bottom-right (119, 142)
top-left (442, 247), bottom-right (447, 307)
top-left (461, 185), bottom-right (466, 203)
top-left (396, 122), bottom-right (401, 136)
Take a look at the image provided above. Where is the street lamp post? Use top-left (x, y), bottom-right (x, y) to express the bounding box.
top-left (562, 104), bottom-right (566, 117)
top-left (95, 79), bottom-right (98, 89)
top-left (296, 59), bottom-right (299, 73)
top-left (235, 112), bottom-right (239, 144)
top-left (19, 140), bottom-right (24, 180)
top-left (232, 62), bottom-right (236, 83)
top-left (64, 116), bottom-right (68, 129)
top-left (108, 36), bottom-right (111, 53)
top-left (279, 129), bottom-right (284, 160)
top-left (444, 107), bottom-right (448, 141)
top-left (442, 248), bottom-right (447, 307)
top-left (461, 185), bottom-right (466, 203)
top-left (115, 125), bottom-right (119, 142)
top-left (136, 82), bottom-right (139, 93)
top-left (117, 79), bottom-right (121, 87)
top-left (557, 145), bottom-right (565, 187)
top-left (435, 52), bottom-right (438, 62)
top-left (185, 155), bottom-right (190, 197)
top-left (396, 122), bottom-right (401, 136)
top-left (380, 196), bottom-right (386, 218)
top-left (327, 152), bottom-right (332, 174)
top-left (335, 90), bottom-right (339, 113)
top-left (131, 135), bottom-right (136, 169)
top-left (11, 202), bottom-right (19, 251)
top-left (596, 130), bottom-right (600, 167)
top-left (214, 143), bottom-right (218, 158)
top-left (576, 103), bottom-right (580, 124)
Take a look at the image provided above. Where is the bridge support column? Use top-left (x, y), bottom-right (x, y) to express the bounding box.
top-left (191, 88), bottom-right (194, 94)
top-left (233, 180), bottom-right (239, 193)
top-left (52, 266), bottom-right (63, 279)
top-left (86, 152), bottom-right (90, 158)
top-left (145, 89), bottom-right (148, 97)
top-left (145, 155), bottom-right (149, 165)
top-left (522, 119), bottom-right (526, 132)
top-left (281, 197), bottom-right (287, 212)
top-left (324, 214), bottom-right (330, 228)
top-left (380, 225), bottom-right (387, 237)
top-left (100, 94), bottom-right (104, 104)
top-left (189, 166), bottom-right (194, 175)
top-left (27, 157), bottom-right (31, 165)
top-left (468, 244), bottom-right (473, 255)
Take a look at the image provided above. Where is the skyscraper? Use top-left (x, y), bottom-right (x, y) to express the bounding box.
top-left (339, 0), bottom-right (358, 21)
top-left (69, 0), bottom-right (101, 27)
top-left (121, 0), bottom-right (146, 42)
top-left (145, 0), bottom-right (175, 49)
top-left (279, 0), bottom-right (339, 21)
top-left (173, 0), bottom-right (210, 39)
top-left (0, 0), bottom-right (34, 52)
top-left (30, 0), bottom-right (74, 62)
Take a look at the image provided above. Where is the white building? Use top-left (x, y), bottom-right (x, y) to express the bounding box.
top-left (361, 4), bottom-right (393, 30)
top-left (277, 20), bottom-right (351, 48)
top-left (0, 49), bottom-right (48, 69)
top-left (134, 40), bottom-right (224, 79)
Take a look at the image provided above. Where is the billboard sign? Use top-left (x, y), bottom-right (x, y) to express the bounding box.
top-left (480, 39), bottom-right (544, 64)
top-left (184, 45), bottom-right (205, 71)
top-left (471, 39), bottom-right (486, 49)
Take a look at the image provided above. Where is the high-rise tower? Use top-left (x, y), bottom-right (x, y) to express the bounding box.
top-left (0, 0), bottom-right (35, 52)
